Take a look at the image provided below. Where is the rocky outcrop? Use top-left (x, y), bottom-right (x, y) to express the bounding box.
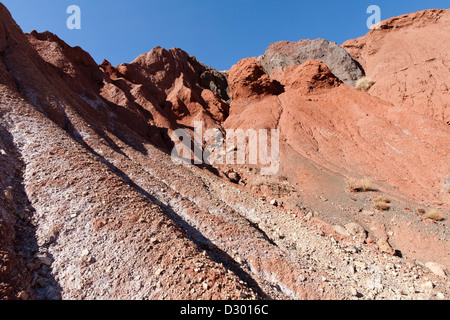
top-left (0, 2), bottom-right (449, 301)
top-left (224, 58), bottom-right (284, 131)
top-left (272, 60), bottom-right (342, 93)
top-left (0, 3), bottom-right (249, 300)
top-left (257, 38), bottom-right (365, 86)
top-left (226, 57), bottom-right (450, 206)
top-left (228, 58), bottom-right (284, 100)
top-left (342, 9), bottom-right (450, 122)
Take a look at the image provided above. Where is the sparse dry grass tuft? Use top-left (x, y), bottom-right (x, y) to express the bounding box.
top-left (373, 196), bottom-right (390, 204)
top-left (374, 196), bottom-right (390, 211)
top-left (346, 178), bottom-right (373, 192)
top-left (374, 201), bottom-right (389, 211)
top-left (355, 77), bottom-right (376, 92)
top-left (424, 209), bottom-right (444, 221)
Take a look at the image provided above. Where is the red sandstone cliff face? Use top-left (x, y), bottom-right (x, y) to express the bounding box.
top-left (342, 9), bottom-right (450, 122)
top-left (0, 2), bottom-right (449, 301)
top-left (223, 56), bottom-right (449, 274)
top-left (226, 57), bottom-right (449, 205)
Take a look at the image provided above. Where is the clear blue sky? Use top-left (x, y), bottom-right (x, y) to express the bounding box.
top-left (2, 0), bottom-right (448, 70)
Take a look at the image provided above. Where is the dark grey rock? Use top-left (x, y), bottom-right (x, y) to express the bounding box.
top-left (257, 38), bottom-right (365, 87)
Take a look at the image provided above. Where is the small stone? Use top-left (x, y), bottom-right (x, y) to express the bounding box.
top-left (298, 274), bottom-right (307, 282)
top-left (0, 149), bottom-right (6, 156)
top-left (18, 291), bottom-right (28, 300)
top-left (38, 256), bottom-right (53, 266)
top-left (385, 263), bottom-right (395, 270)
top-left (425, 262), bottom-right (447, 278)
top-left (345, 222), bottom-right (367, 240)
top-left (227, 171), bottom-right (241, 184)
top-left (437, 292), bottom-right (445, 299)
top-left (350, 287), bottom-right (358, 297)
top-left (37, 278), bottom-right (47, 287)
top-left (334, 225), bottom-right (351, 237)
top-left (377, 238), bottom-right (396, 256)
top-left (354, 261), bottom-right (367, 270)
top-left (150, 237), bottom-right (159, 245)
top-left (270, 199), bottom-right (278, 207)
top-left (423, 281), bottom-right (435, 289)
top-left (81, 249), bottom-right (90, 257)
top-left (305, 212), bottom-right (313, 221)
top-left (348, 265), bottom-right (356, 274)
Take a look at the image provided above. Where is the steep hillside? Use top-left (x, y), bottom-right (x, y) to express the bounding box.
top-left (0, 3), bottom-right (448, 300)
top-left (342, 9), bottom-right (450, 122)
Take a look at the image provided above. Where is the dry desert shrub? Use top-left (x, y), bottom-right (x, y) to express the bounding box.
top-left (373, 196), bottom-right (390, 204)
top-left (355, 77), bottom-right (376, 92)
top-left (374, 196), bottom-right (390, 211)
top-left (346, 178), bottom-right (373, 192)
top-left (374, 202), bottom-right (389, 211)
top-left (424, 209), bottom-right (444, 221)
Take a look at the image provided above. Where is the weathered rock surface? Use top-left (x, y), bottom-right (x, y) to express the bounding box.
top-left (0, 2), bottom-right (449, 301)
top-left (342, 9), bottom-right (450, 122)
top-left (425, 262), bottom-right (448, 278)
top-left (257, 38), bottom-right (365, 86)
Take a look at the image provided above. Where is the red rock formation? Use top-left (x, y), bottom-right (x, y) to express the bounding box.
top-left (0, 2), bottom-right (449, 301)
top-left (226, 57), bottom-right (449, 204)
top-left (342, 9), bottom-right (450, 122)
top-left (257, 38), bottom-right (365, 86)
top-left (224, 56), bottom-right (449, 271)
